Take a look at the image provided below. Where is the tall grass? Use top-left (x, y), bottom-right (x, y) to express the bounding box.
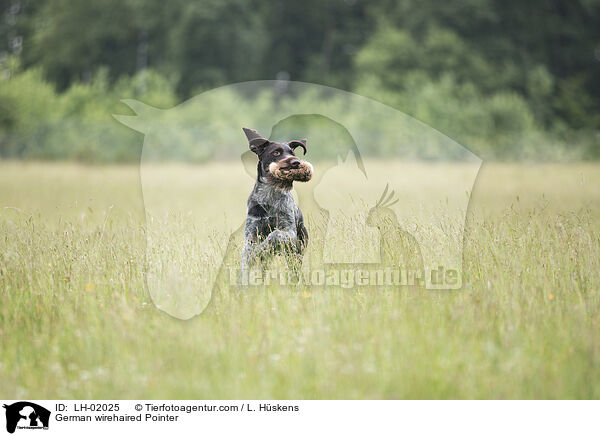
top-left (0, 161), bottom-right (599, 398)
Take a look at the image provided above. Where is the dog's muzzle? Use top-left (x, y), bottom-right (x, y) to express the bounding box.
top-left (268, 159), bottom-right (313, 182)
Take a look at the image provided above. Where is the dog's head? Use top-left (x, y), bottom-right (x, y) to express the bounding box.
top-left (243, 127), bottom-right (313, 186)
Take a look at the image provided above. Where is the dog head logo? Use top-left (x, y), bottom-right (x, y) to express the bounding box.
top-left (3, 402), bottom-right (50, 433)
top-left (114, 80), bottom-right (481, 319)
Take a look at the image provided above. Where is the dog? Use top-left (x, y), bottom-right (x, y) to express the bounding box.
top-left (240, 127), bottom-right (313, 283)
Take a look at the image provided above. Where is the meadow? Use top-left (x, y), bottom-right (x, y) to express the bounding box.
top-left (0, 160), bottom-right (599, 399)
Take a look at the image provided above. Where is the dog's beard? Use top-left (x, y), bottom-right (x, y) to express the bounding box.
top-left (268, 161), bottom-right (313, 182)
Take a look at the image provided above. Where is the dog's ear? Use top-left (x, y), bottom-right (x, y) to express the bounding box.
top-left (289, 139), bottom-right (307, 155)
top-left (243, 127), bottom-right (269, 155)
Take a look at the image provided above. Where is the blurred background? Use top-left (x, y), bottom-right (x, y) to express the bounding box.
top-left (0, 0), bottom-right (599, 162)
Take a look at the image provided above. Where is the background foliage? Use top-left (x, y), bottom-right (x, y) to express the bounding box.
top-left (0, 0), bottom-right (599, 161)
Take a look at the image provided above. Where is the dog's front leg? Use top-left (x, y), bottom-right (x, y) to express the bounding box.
top-left (259, 228), bottom-right (297, 253)
top-left (244, 226), bottom-right (294, 259)
top-left (240, 229), bottom-right (295, 286)
top-left (262, 228), bottom-right (301, 283)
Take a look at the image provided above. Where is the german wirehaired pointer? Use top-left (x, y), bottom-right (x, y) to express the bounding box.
top-left (240, 127), bottom-right (313, 282)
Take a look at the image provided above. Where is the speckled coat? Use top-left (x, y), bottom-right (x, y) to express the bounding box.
top-left (241, 162), bottom-right (308, 274)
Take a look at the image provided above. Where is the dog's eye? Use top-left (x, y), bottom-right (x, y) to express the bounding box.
top-left (272, 150), bottom-right (281, 156)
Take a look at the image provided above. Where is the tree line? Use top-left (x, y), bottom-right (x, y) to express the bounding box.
top-left (1, 0), bottom-right (599, 161)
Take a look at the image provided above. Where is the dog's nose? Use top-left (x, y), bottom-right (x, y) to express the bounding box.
top-left (289, 159), bottom-right (301, 168)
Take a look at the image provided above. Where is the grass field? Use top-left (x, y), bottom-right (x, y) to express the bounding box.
top-left (1, 160), bottom-right (599, 399)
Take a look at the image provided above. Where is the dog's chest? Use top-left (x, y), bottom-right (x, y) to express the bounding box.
top-left (249, 185), bottom-right (298, 233)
